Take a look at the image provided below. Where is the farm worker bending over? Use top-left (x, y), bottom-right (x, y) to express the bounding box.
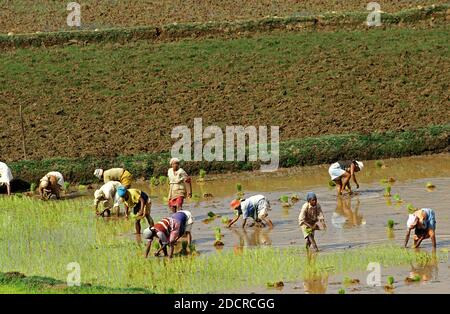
top-left (117, 186), bottom-right (153, 234)
top-left (298, 192), bottom-right (326, 252)
top-left (167, 158), bottom-right (192, 213)
top-left (0, 161), bottom-right (13, 195)
top-left (94, 181), bottom-right (122, 217)
top-left (405, 208), bottom-right (436, 249)
top-left (39, 171), bottom-right (65, 199)
top-left (227, 194), bottom-right (273, 229)
top-left (94, 168), bottom-right (133, 189)
top-left (328, 160), bottom-right (364, 195)
top-left (143, 210), bottom-right (194, 258)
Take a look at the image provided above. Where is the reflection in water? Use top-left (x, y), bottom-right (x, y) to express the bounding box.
top-left (408, 251), bottom-right (439, 282)
top-left (303, 275), bottom-right (329, 294)
top-left (332, 196), bottom-right (364, 228)
top-left (231, 228), bottom-right (272, 248)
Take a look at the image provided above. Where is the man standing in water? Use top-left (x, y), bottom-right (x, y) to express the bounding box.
top-left (167, 158), bottom-right (192, 213)
top-left (328, 160), bottom-right (364, 195)
top-left (405, 208), bottom-right (436, 249)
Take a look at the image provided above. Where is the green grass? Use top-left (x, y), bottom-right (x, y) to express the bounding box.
top-left (0, 196), bottom-right (447, 293)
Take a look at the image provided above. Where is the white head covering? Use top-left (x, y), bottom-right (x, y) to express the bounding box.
top-left (170, 157), bottom-right (180, 165)
top-left (355, 161), bottom-right (364, 171)
top-left (143, 227), bottom-right (154, 240)
top-left (94, 189), bottom-right (104, 200)
top-left (407, 214), bottom-right (417, 228)
top-left (94, 169), bottom-right (103, 179)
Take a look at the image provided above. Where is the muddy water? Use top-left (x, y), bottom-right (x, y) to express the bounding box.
top-left (126, 154), bottom-right (450, 255)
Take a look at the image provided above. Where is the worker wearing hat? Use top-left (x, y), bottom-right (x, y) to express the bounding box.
top-left (94, 168), bottom-right (133, 189)
top-left (117, 186), bottom-right (153, 234)
top-left (328, 160), bottom-right (364, 195)
top-left (227, 194), bottom-right (273, 229)
top-left (93, 181), bottom-right (122, 217)
top-left (405, 208), bottom-right (436, 249)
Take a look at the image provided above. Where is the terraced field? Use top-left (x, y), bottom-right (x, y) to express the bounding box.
top-left (1, 0), bottom-right (446, 33)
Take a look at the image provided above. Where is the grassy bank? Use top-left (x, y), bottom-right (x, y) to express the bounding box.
top-left (0, 195), bottom-right (447, 293)
top-left (1, 5), bottom-right (449, 49)
top-left (1, 1), bottom-right (446, 34)
top-left (6, 124), bottom-right (450, 186)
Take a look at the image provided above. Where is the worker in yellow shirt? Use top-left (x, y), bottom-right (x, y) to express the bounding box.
top-left (117, 186), bottom-right (153, 234)
top-left (94, 168), bottom-right (133, 188)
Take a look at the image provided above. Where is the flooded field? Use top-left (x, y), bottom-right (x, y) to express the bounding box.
top-left (134, 154), bottom-right (450, 254)
top-left (1, 154), bottom-right (449, 293)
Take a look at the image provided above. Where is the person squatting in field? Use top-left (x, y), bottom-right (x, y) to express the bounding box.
top-left (94, 181), bottom-right (122, 217)
top-left (117, 186), bottom-right (153, 234)
top-left (227, 194), bottom-right (273, 229)
top-left (328, 160), bottom-right (364, 195)
top-left (405, 208), bottom-right (436, 249)
top-left (298, 192), bottom-right (326, 252)
top-left (38, 171), bottom-right (65, 199)
top-left (143, 210), bottom-right (194, 258)
top-left (0, 161), bottom-right (13, 195)
top-left (167, 158), bottom-right (192, 213)
top-left (94, 168), bottom-right (133, 189)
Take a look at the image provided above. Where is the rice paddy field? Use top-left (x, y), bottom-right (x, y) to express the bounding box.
top-left (1, 0), bottom-right (449, 296)
top-left (1, 155), bottom-right (449, 294)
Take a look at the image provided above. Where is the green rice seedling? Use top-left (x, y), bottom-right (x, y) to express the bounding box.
top-left (343, 277), bottom-right (359, 286)
top-left (236, 183), bottom-right (244, 199)
top-left (207, 211), bottom-right (216, 218)
top-left (213, 227), bottom-right (224, 247)
top-left (78, 184), bottom-right (86, 191)
top-left (328, 180), bottom-right (336, 187)
top-left (152, 240), bottom-right (160, 251)
top-left (375, 160), bottom-right (384, 168)
top-left (199, 169), bottom-right (206, 181)
top-left (405, 274), bottom-right (421, 283)
top-left (64, 182), bottom-right (70, 191)
top-left (279, 195), bottom-right (291, 207)
top-left (387, 276), bottom-right (394, 286)
top-left (158, 176), bottom-right (168, 185)
top-left (338, 288), bottom-right (346, 294)
top-left (380, 178), bottom-right (389, 184)
top-left (387, 219), bottom-right (395, 229)
top-left (221, 216), bottom-right (230, 225)
top-left (149, 177), bottom-right (159, 186)
top-left (29, 183), bottom-right (37, 193)
top-left (384, 185), bottom-right (391, 197)
top-left (407, 204), bottom-right (416, 214)
top-left (393, 194), bottom-right (402, 202)
top-left (180, 241), bottom-right (188, 256)
top-left (426, 182), bottom-right (435, 189)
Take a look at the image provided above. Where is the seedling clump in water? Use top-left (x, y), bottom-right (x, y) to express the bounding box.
top-left (375, 160), bottom-right (384, 168)
top-left (387, 219), bottom-right (395, 229)
top-left (407, 204), bottom-right (416, 214)
top-left (198, 169), bottom-right (207, 181)
top-left (236, 183), bottom-right (244, 199)
top-left (150, 177), bottom-right (159, 186)
top-left (384, 185), bottom-right (391, 197)
top-left (279, 195), bottom-right (291, 207)
top-left (426, 182), bottom-right (435, 189)
top-left (338, 288), bottom-right (346, 294)
top-left (64, 182), bottom-right (70, 191)
top-left (213, 227), bottom-right (224, 247)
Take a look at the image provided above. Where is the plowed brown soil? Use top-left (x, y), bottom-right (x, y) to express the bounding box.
top-left (1, 25), bottom-right (449, 162)
top-left (0, 0), bottom-right (445, 33)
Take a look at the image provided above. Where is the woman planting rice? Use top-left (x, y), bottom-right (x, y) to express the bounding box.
top-left (143, 210), bottom-right (194, 258)
top-left (0, 161), bottom-right (13, 195)
top-left (94, 168), bottom-right (133, 189)
top-left (167, 158), bottom-right (192, 213)
top-left (117, 186), bottom-right (153, 234)
top-left (38, 171), bottom-right (65, 199)
top-left (405, 208), bottom-right (437, 249)
top-left (298, 192), bottom-right (326, 252)
top-left (328, 160), bottom-right (364, 195)
top-left (227, 194), bottom-right (273, 229)
top-left (93, 181), bottom-right (122, 217)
